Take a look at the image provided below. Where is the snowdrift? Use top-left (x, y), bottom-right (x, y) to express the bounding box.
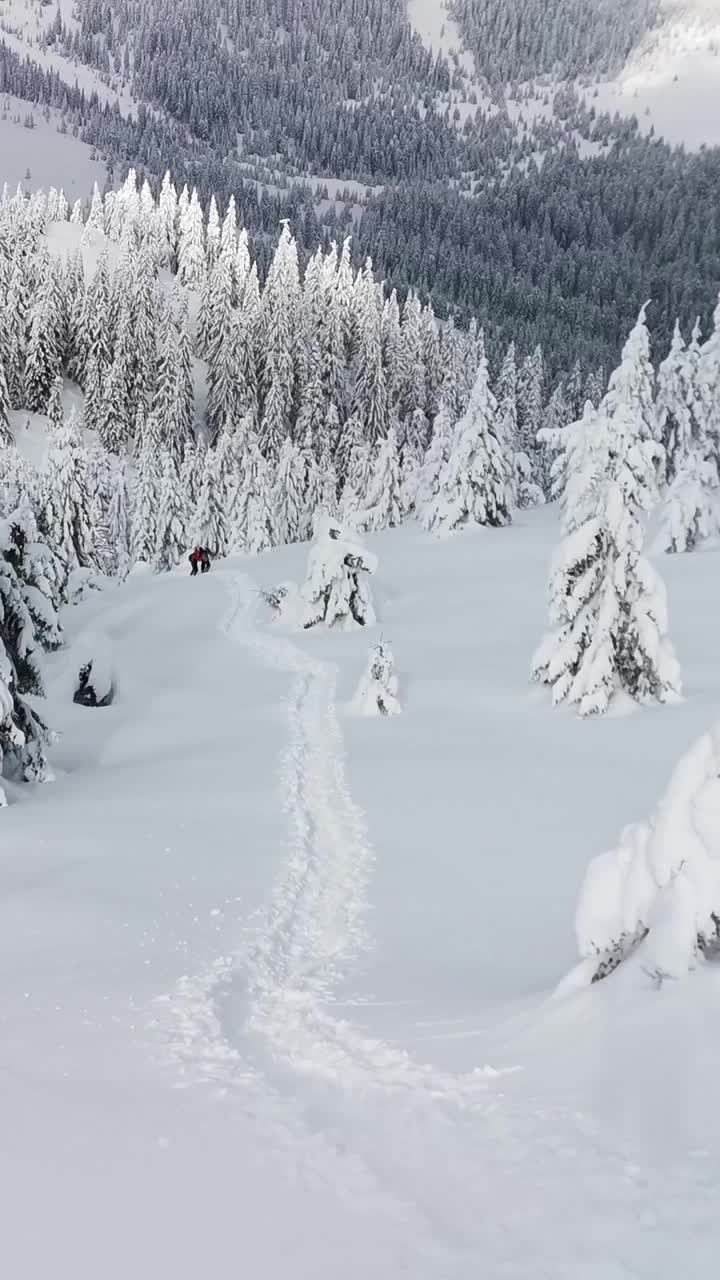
top-left (568, 723), bottom-right (720, 986)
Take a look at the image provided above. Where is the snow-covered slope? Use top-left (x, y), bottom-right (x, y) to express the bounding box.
top-left (3, 511), bottom-right (720, 1277)
top-left (0, 97), bottom-right (104, 197)
top-left (410, 0), bottom-right (720, 149)
top-left (591, 0), bottom-right (720, 148)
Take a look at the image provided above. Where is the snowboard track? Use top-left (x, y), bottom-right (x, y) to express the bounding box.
top-left (159, 570), bottom-right (720, 1274)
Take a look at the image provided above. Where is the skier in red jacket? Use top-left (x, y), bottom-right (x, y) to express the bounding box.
top-left (189, 546), bottom-right (203, 576)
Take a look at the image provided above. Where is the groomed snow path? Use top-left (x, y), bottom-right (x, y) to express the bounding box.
top-left (3, 517), bottom-right (720, 1277)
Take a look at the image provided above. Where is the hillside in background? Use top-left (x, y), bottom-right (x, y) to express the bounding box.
top-left (0, 0), bottom-right (718, 381)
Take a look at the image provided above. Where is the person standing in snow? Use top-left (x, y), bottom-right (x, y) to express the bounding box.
top-left (189, 546), bottom-right (203, 576)
top-left (200, 547), bottom-right (212, 573)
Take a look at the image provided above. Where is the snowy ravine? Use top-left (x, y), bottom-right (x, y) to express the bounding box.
top-left (4, 517), bottom-right (720, 1278)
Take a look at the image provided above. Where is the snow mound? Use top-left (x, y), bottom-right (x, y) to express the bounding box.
top-left (571, 724), bottom-right (720, 984)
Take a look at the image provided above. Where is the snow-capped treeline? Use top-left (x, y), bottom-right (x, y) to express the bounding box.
top-left (0, 170), bottom-right (581, 570)
top-left (0, 171), bottom-right (718, 586)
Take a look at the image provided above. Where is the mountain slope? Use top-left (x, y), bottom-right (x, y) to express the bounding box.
top-left (3, 514), bottom-right (720, 1276)
top-left (591, 0), bottom-right (720, 147)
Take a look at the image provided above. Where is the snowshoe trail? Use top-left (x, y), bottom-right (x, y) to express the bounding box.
top-left (160, 571), bottom-right (720, 1276)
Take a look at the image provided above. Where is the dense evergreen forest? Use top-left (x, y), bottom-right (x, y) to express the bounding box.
top-left (0, 0), bottom-right (717, 383)
top-left (0, 174), bottom-right (718, 774)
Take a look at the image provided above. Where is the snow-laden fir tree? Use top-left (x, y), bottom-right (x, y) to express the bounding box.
top-left (352, 640), bottom-right (401, 716)
top-left (177, 188), bottom-right (206, 290)
top-left (697, 293), bottom-right (720, 461)
top-left (44, 408), bottom-right (95, 572)
top-left (260, 222), bottom-right (301, 459)
top-left (86, 440), bottom-right (115, 575)
top-left (131, 440), bottom-right (161, 566)
top-left (274, 436), bottom-right (305, 545)
top-left (232, 436), bottom-right (278, 555)
top-left (192, 446), bottom-right (230, 559)
top-left (154, 452), bottom-right (189, 572)
top-left (424, 353), bottom-right (510, 534)
top-left (532, 316), bottom-right (682, 717)
top-left (107, 462), bottom-right (132, 579)
top-left (0, 350), bottom-right (13, 446)
top-left (352, 259), bottom-right (389, 446)
top-left (0, 518), bottom-right (54, 796)
top-left (1, 504), bottom-right (63, 652)
top-left (45, 372), bottom-right (64, 436)
top-left (24, 282), bottom-right (60, 413)
top-left (180, 437), bottom-right (206, 511)
top-left (495, 340), bottom-right (541, 508)
top-left (416, 397), bottom-right (455, 528)
top-left (301, 513), bottom-right (377, 631)
top-left (656, 320), bottom-right (692, 483)
top-left (358, 425), bottom-right (402, 532)
top-left (517, 344), bottom-right (546, 497)
top-left (656, 319), bottom-right (719, 554)
top-left (298, 427), bottom-right (323, 540)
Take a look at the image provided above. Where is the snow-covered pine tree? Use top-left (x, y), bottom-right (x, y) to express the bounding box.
top-left (192, 446), bottom-right (230, 559)
top-left (358, 425), bottom-right (402, 531)
top-left (206, 305), bottom-right (245, 441)
top-left (73, 250), bottom-right (112, 389)
top-left (0, 536), bottom-right (52, 797)
top-left (44, 408), bottom-right (95, 572)
top-left (603, 302), bottom-right (658, 447)
top-left (301, 513), bottom-right (377, 631)
top-left (108, 462), bottom-right (132, 579)
top-left (197, 240), bottom-right (234, 362)
top-left (655, 318), bottom-right (719, 554)
top-left (180, 436), bottom-right (207, 511)
top-left (0, 349), bottom-right (13, 446)
top-left (274, 436), bottom-right (305, 545)
top-left (177, 188), bottom-right (206, 290)
top-left (352, 640), bottom-right (401, 716)
top-left (495, 340), bottom-right (537, 509)
top-left (352, 259), bottom-right (389, 446)
top-left (154, 452), bottom-right (188, 572)
top-left (298, 427), bottom-right (323, 539)
top-left (425, 354), bottom-right (510, 535)
top-left (396, 292), bottom-right (429, 453)
top-left (532, 321), bottom-right (682, 717)
top-left (260, 222), bottom-right (301, 459)
top-left (206, 195), bottom-right (220, 271)
top-left (96, 357), bottom-right (129, 454)
top-left (45, 372), bottom-right (64, 436)
top-left (158, 172), bottom-right (179, 269)
top-left (697, 293), bottom-right (720, 462)
top-left (518, 344), bottom-right (545, 492)
top-left (1, 503), bottom-right (63, 653)
top-left (656, 321), bottom-right (692, 483)
top-left (660, 452), bottom-right (719, 555)
top-left (416, 397), bottom-right (455, 528)
top-left (232, 435), bottom-right (278, 554)
top-left (24, 282), bottom-right (60, 413)
top-left (131, 437), bottom-right (161, 566)
top-left (86, 440), bottom-right (115, 575)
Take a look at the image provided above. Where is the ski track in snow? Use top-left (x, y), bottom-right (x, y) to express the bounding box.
top-left (157, 572), bottom-right (720, 1275)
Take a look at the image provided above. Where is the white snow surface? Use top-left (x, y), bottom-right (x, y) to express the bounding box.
top-left (3, 509), bottom-right (720, 1277)
top-left (583, 0), bottom-right (720, 148)
top-left (0, 98), bottom-right (105, 193)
